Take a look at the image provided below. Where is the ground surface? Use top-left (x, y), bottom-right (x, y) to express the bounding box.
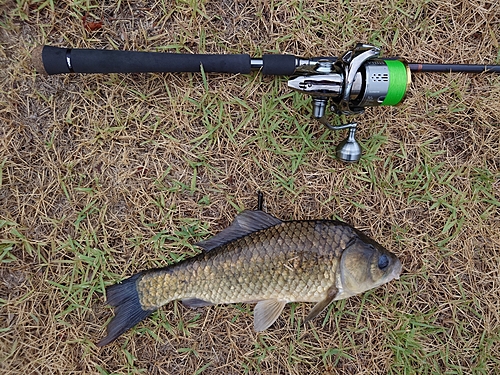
top-left (0, 1), bottom-right (499, 374)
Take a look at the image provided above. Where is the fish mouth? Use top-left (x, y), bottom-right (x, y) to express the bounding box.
top-left (392, 259), bottom-right (403, 280)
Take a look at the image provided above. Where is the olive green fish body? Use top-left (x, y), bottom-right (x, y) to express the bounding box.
top-left (138, 220), bottom-right (351, 310)
top-left (97, 210), bottom-right (402, 346)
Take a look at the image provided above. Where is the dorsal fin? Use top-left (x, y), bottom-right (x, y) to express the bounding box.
top-left (195, 210), bottom-right (282, 251)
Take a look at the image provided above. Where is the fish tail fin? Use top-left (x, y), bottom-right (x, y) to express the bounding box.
top-left (97, 272), bottom-right (156, 347)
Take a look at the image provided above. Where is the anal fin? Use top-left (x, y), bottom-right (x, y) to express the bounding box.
top-left (182, 298), bottom-right (214, 308)
top-left (253, 300), bottom-right (287, 331)
top-left (305, 285), bottom-right (338, 323)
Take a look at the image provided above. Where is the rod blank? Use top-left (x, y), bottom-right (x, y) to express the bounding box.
top-left (409, 63), bottom-right (500, 73)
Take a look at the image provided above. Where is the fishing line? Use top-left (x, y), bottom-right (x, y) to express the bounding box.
top-left (382, 59), bottom-right (410, 106)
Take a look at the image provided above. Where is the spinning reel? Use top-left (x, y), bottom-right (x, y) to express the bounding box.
top-left (288, 44), bottom-right (411, 162)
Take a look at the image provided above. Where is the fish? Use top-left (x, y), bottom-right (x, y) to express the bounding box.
top-left (97, 210), bottom-right (402, 346)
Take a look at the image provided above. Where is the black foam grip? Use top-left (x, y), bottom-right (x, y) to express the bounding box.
top-left (261, 54), bottom-right (297, 76)
top-left (42, 46), bottom-right (72, 74)
top-left (41, 46), bottom-right (252, 75)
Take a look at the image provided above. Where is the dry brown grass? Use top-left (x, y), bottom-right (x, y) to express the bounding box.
top-left (1, 1), bottom-right (499, 374)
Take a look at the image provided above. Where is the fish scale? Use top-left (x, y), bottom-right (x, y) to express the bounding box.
top-left (137, 221), bottom-right (351, 310)
top-left (97, 210), bottom-right (401, 346)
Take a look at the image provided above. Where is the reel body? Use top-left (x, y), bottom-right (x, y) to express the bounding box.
top-left (288, 44), bottom-right (411, 162)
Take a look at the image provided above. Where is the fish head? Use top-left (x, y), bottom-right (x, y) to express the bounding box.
top-left (339, 233), bottom-right (402, 296)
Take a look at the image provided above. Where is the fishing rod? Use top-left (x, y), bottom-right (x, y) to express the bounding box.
top-left (33, 43), bottom-right (500, 162)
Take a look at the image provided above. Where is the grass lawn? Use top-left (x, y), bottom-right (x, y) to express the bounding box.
top-left (1, 1), bottom-right (499, 374)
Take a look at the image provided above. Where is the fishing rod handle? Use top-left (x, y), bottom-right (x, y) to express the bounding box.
top-left (33, 45), bottom-right (299, 76)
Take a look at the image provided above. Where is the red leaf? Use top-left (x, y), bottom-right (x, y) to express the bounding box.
top-left (82, 15), bottom-right (103, 32)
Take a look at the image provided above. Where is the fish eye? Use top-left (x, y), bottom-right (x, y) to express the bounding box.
top-left (378, 254), bottom-right (389, 270)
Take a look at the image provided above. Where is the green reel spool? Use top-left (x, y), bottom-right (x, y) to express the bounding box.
top-left (382, 59), bottom-right (411, 106)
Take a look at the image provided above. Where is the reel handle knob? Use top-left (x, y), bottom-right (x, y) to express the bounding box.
top-left (336, 125), bottom-right (361, 163)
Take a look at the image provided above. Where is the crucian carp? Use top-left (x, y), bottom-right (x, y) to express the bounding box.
top-left (97, 210), bottom-right (402, 346)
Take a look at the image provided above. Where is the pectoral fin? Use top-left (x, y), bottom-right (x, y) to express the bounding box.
top-left (253, 300), bottom-right (287, 331)
top-left (305, 285), bottom-right (338, 323)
